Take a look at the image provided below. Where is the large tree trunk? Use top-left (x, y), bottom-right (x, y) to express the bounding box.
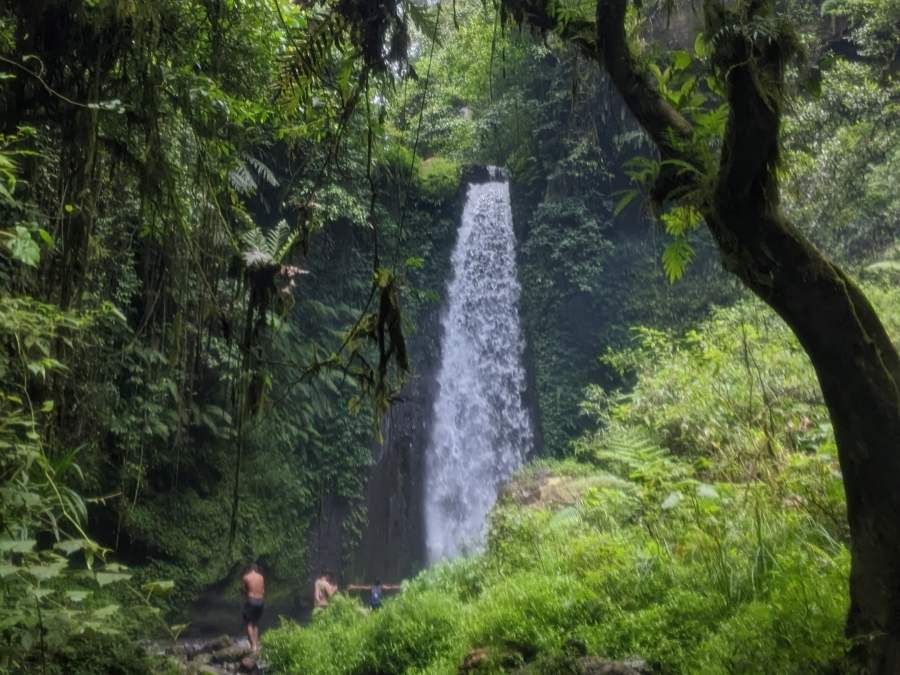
top-left (708, 43), bottom-right (900, 670)
top-left (663, 11), bottom-right (900, 671)
top-left (502, 0), bottom-right (900, 670)
top-left (711, 203), bottom-right (900, 674)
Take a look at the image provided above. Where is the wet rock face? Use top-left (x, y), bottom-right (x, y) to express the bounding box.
top-left (460, 164), bottom-right (510, 184)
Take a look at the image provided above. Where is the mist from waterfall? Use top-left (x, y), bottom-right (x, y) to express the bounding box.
top-left (424, 172), bottom-right (533, 563)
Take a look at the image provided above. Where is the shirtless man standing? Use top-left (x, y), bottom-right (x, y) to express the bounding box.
top-left (241, 563), bottom-right (265, 652)
top-left (313, 570), bottom-right (338, 610)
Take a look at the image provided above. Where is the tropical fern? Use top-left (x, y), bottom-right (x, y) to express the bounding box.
top-left (592, 426), bottom-right (692, 486)
top-left (662, 239), bottom-right (696, 282)
top-left (240, 220), bottom-right (291, 269)
top-left (229, 164), bottom-right (257, 195)
top-left (228, 154), bottom-right (279, 196)
top-left (243, 153), bottom-right (279, 188)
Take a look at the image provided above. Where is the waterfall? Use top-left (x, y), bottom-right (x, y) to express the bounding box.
top-left (424, 170), bottom-right (533, 562)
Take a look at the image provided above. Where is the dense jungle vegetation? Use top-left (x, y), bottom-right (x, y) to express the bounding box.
top-left (1, 0), bottom-right (898, 673)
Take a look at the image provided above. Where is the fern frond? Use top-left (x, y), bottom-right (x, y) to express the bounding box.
top-left (662, 238), bottom-right (695, 283)
top-left (229, 164), bottom-right (257, 195)
top-left (243, 153), bottom-right (279, 188)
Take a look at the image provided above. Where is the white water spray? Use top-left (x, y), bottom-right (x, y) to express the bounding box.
top-left (424, 172), bottom-right (533, 562)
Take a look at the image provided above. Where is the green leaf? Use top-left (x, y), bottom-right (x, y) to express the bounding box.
top-left (92, 604), bottom-right (120, 619)
top-left (65, 590), bottom-right (91, 602)
top-left (0, 564), bottom-right (20, 578)
top-left (404, 256), bottom-right (425, 270)
top-left (28, 560), bottom-right (67, 581)
top-left (693, 33), bottom-right (709, 59)
top-left (662, 239), bottom-right (696, 283)
top-left (54, 539), bottom-right (86, 555)
top-left (142, 579), bottom-right (175, 596)
top-left (613, 189), bottom-right (640, 217)
top-left (0, 539), bottom-right (36, 553)
top-left (95, 571), bottom-right (131, 586)
top-left (5, 226), bottom-right (40, 267)
top-left (673, 50), bottom-right (692, 71)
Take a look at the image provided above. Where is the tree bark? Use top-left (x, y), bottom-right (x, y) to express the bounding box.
top-left (502, 0), bottom-right (900, 670)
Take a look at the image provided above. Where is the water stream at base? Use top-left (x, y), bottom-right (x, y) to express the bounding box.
top-left (424, 171), bottom-right (534, 562)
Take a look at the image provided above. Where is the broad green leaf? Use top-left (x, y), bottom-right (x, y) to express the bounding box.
top-left (142, 579), bottom-right (175, 596)
top-left (92, 604), bottom-right (120, 619)
top-left (0, 539), bottom-right (36, 553)
top-left (65, 590), bottom-right (91, 602)
top-left (55, 539), bottom-right (87, 555)
top-left (95, 571), bottom-right (131, 586)
top-left (673, 50), bottom-right (692, 71)
top-left (693, 33), bottom-right (709, 59)
top-left (0, 564), bottom-right (20, 578)
top-left (27, 560), bottom-right (67, 581)
top-left (5, 226), bottom-right (40, 267)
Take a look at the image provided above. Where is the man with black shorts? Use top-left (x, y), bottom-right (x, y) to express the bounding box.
top-left (241, 563), bottom-right (265, 652)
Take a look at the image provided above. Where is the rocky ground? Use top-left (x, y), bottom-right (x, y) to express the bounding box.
top-left (145, 635), bottom-right (267, 674)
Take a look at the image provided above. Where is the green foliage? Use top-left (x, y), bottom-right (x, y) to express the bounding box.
top-left (18, 631), bottom-right (179, 675)
top-left (590, 296), bottom-right (852, 482)
top-left (821, 0), bottom-right (900, 68)
top-left (262, 268), bottom-right (897, 674)
top-left (0, 292), bottom-right (174, 670)
top-left (783, 59), bottom-right (900, 261)
top-left (265, 456), bottom-right (851, 674)
top-left (416, 157), bottom-right (461, 202)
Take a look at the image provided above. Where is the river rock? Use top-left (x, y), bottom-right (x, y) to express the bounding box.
top-left (203, 635), bottom-right (234, 654)
top-left (191, 653), bottom-right (212, 666)
top-left (239, 655), bottom-right (258, 672)
top-left (209, 642), bottom-right (252, 664)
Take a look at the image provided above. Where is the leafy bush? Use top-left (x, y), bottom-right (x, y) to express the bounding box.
top-left (362, 590), bottom-right (464, 673)
top-left (264, 595), bottom-right (371, 675)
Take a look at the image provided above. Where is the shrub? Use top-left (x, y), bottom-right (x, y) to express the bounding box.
top-left (264, 595), bottom-right (370, 675)
top-left (361, 590), bottom-right (465, 674)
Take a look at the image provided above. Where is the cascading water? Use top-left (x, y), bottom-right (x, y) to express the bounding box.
top-left (424, 169), bottom-right (533, 562)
